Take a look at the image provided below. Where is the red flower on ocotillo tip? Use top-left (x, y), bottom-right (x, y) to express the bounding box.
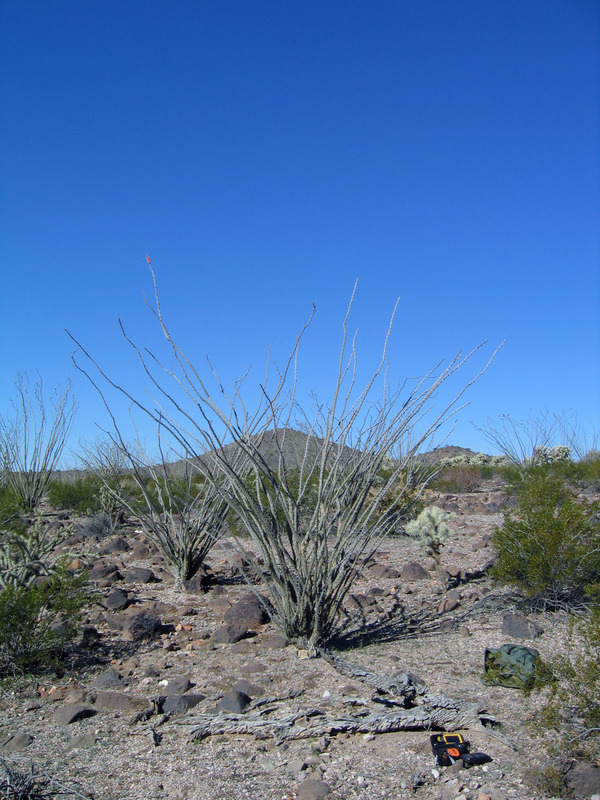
top-left (146, 255), bottom-right (151, 264)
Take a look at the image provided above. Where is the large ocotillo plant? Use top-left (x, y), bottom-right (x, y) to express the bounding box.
top-left (70, 271), bottom-right (499, 651)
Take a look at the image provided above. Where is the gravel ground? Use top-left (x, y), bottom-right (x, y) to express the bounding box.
top-left (0, 485), bottom-right (588, 800)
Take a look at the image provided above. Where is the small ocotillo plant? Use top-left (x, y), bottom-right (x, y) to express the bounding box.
top-left (0, 374), bottom-right (75, 511)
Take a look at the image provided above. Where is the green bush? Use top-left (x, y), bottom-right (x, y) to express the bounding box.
top-left (47, 474), bottom-right (102, 514)
top-left (492, 467), bottom-right (600, 609)
top-left (0, 564), bottom-right (88, 677)
top-left (0, 485), bottom-right (26, 535)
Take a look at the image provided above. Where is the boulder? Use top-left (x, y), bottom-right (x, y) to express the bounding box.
top-left (400, 561), bottom-right (429, 581)
top-left (217, 690), bottom-right (251, 713)
top-left (502, 613), bottom-right (544, 640)
top-left (232, 679), bottom-right (264, 698)
top-left (297, 780), bottom-right (331, 800)
top-left (92, 691), bottom-right (132, 711)
top-left (0, 732), bottom-right (34, 752)
top-left (564, 761), bottom-right (600, 799)
top-left (164, 676), bottom-right (194, 695)
top-left (182, 572), bottom-right (209, 594)
top-left (223, 593), bottom-right (272, 627)
top-left (124, 567), bottom-right (157, 584)
top-left (121, 609), bottom-right (162, 641)
top-left (104, 588), bottom-right (130, 611)
top-left (53, 705), bottom-right (96, 725)
top-left (92, 668), bottom-right (124, 689)
top-left (211, 623), bottom-right (248, 644)
top-left (370, 564), bottom-right (401, 579)
top-left (162, 693), bottom-right (205, 715)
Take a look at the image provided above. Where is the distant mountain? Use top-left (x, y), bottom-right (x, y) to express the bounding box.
top-left (55, 433), bottom-right (486, 481)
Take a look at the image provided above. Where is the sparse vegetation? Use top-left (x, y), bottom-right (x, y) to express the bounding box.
top-left (530, 597), bottom-right (600, 795)
top-left (0, 375), bottom-right (75, 511)
top-left (431, 463), bottom-right (491, 492)
top-left (46, 474), bottom-right (102, 515)
top-left (0, 757), bottom-right (93, 799)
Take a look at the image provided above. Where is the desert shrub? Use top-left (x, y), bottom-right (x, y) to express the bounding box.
top-left (46, 474), bottom-right (101, 514)
top-left (492, 468), bottom-right (600, 609)
top-left (0, 757), bottom-right (94, 799)
top-left (90, 445), bottom-right (228, 587)
top-left (0, 517), bottom-right (73, 590)
top-left (0, 486), bottom-right (25, 536)
top-left (530, 601), bottom-right (600, 796)
top-left (0, 564), bottom-right (88, 677)
top-left (70, 268), bottom-right (499, 651)
top-left (431, 463), bottom-right (492, 493)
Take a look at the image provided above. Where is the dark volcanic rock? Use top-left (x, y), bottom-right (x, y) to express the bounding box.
top-left (564, 761), bottom-right (600, 799)
top-left (104, 588), bottom-right (130, 611)
top-left (92, 691), bottom-right (132, 711)
top-left (223, 592), bottom-right (272, 627)
top-left (211, 624), bottom-right (248, 644)
top-left (53, 705), bottom-right (97, 725)
top-left (401, 561), bottom-right (430, 581)
top-left (124, 566), bottom-right (157, 584)
top-left (217, 690), bottom-right (251, 713)
top-left (92, 668), bottom-right (124, 689)
top-left (369, 564), bottom-right (401, 579)
top-left (232, 679), bottom-right (264, 698)
top-left (121, 609), bottom-right (162, 641)
top-left (164, 676), bottom-right (194, 695)
top-left (162, 693), bottom-right (205, 715)
top-left (182, 572), bottom-right (209, 594)
top-left (1, 732), bottom-right (34, 751)
top-left (99, 536), bottom-right (130, 554)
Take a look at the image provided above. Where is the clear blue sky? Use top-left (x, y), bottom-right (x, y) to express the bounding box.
top-left (1, 0), bottom-right (599, 461)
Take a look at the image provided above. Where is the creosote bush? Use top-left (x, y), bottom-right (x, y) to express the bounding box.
top-left (0, 564), bottom-right (88, 678)
top-left (0, 512), bottom-right (88, 678)
top-left (47, 474), bottom-right (102, 515)
top-left (492, 467), bottom-right (600, 610)
top-left (530, 598), bottom-right (600, 795)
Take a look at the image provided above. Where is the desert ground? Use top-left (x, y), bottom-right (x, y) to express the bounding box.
top-left (0, 478), bottom-right (594, 800)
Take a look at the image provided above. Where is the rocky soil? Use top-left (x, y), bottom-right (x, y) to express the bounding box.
top-left (1, 481), bottom-right (597, 800)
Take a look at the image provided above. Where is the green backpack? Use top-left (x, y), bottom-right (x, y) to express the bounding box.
top-left (483, 643), bottom-right (540, 690)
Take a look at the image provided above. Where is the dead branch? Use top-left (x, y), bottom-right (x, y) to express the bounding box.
top-left (179, 649), bottom-right (498, 742)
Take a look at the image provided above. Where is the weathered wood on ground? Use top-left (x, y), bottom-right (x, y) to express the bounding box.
top-left (174, 649), bottom-right (499, 742)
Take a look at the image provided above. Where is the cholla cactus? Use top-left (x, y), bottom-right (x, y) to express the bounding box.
top-left (97, 484), bottom-right (123, 533)
top-left (0, 517), bottom-right (71, 590)
top-left (405, 506), bottom-right (454, 559)
top-left (438, 452), bottom-right (510, 469)
top-left (532, 445), bottom-right (572, 466)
